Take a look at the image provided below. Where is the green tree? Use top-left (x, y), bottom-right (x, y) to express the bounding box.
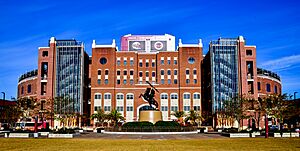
top-left (107, 109), bottom-right (124, 127)
top-left (171, 110), bottom-right (185, 124)
top-left (90, 109), bottom-right (107, 127)
top-left (184, 110), bottom-right (204, 127)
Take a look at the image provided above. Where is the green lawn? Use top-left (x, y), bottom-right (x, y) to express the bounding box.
top-left (0, 138), bottom-right (299, 151)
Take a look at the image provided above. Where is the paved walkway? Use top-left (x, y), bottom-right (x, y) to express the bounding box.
top-left (76, 132), bottom-right (228, 140)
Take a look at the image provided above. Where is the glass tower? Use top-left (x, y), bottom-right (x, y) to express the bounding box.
top-left (210, 38), bottom-right (239, 113)
top-left (55, 40), bottom-right (84, 114)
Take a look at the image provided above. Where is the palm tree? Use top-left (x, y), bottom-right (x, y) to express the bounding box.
top-left (172, 110), bottom-right (185, 124)
top-left (107, 109), bottom-right (124, 127)
top-left (90, 109), bottom-right (107, 127)
top-left (185, 110), bottom-right (204, 127)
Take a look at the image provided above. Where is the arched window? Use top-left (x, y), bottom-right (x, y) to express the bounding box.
top-left (183, 93), bottom-right (191, 99)
top-left (170, 93), bottom-right (178, 99)
top-left (160, 93), bottom-right (168, 100)
top-left (104, 93), bottom-right (111, 99)
top-left (126, 93), bottom-right (134, 100)
top-left (116, 93), bottom-right (124, 100)
top-left (193, 93), bottom-right (201, 99)
top-left (94, 93), bottom-right (102, 99)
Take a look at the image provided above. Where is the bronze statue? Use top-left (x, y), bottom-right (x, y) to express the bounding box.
top-left (139, 81), bottom-right (159, 109)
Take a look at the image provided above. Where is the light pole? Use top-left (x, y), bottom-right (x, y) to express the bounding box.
top-left (1, 92), bottom-right (5, 100)
top-left (294, 92), bottom-right (298, 100)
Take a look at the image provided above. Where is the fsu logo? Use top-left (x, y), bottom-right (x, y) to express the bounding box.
top-left (154, 41), bottom-right (163, 50)
top-left (132, 41), bottom-right (142, 50)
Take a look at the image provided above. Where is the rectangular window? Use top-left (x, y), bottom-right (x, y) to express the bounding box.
top-left (104, 106), bottom-right (111, 111)
top-left (171, 94), bottom-right (178, 99)
top-left (126, 106), bottom-right (133, 111)
top-left (193, 69), bottom-right (197, 75)
top-left (117, 60), bottom-right (120, 66)
top-left (130, 60), bottom-right (134, 66)
top-left (146, 62), bottom-right (149, 67)
top-left (152, 62), bottom-right (155, 67)
top-left (123, 70), bottom-right (127, 75)
top-left (161, 60), bottom-right (164, 65)
top-left (97, 79), bottom-right (101, 85)
top-left (171, 106), bottom-right (178, 111)
top-left (139, 62), bottom-right (143, 67)
top-left (94, 94), bottom-right (101, 99)
top-left (184, 106), bottom-right (190, 111)
top-left (117, 80), bottom-right (120, 84)
top-left (174, 60), bottom-right (177, 65)
top-left (161, 70), bottom-right (164, 75)
top-left (130, 79), bottom-right (134, 85)
top-left (168, 79), bottom-right (171, 84)
top-left (117, 70), bottom-right (120, 75)
top-left (123, 79), bottom-right (127, 84)
top-left (139, 72), bottom-right (143, 77)
top-left (130, 70), bottom-right (134, 75)
top-left (104, 94), bottom-right (111, 99)
top-left (246, 50), bottom-right (252, 56)
top-left (105, 70), bottom-right (109, 75)
top-left (161, 106), bottom-right (168, 111)
top-left (167, 60), bottom-right (171, 65)
top-left (274, 86), bottom-right (278, 94)
top-left (126, 94), bottom-right (134, 100)
top-left (186, 69), bottom-right (189, 75)
top-left (194, 79), bottom-right (197, 84)
top-left (42, 51), bottom-right (48, 57)
top-left (98, 70), bottom-right (101, 75)
top-left (193, 93), bottom-right (200, 99)
top-left (174, 79), bottom-right (178, 84)
top-left (146, 72), bottom-right (149, 77)
top-left (116, 94), bottom-right (124, 100)
top-left (161, 79), bottom-right (165, 84)
top-left (186, 79), bottom-right (190, 84)
top-left (124, 60), bottom-right (127, 66)
top-left (152, 72), bottom-right (155, 77)
top-left (94, 106), bottom-right (101, 112)
top-left (193, 106), bottom-right (200, 111)
top-left (117, 106), bottom-right (124, 112)
top-left (184, 94), bottom-right (190, 99)
top-left (258, 82), bottom-right (261, 91)
top-left (105, 79), bottom-right (108, 84)
top-left (167, 70), bottom-right (171, 75)
top-left (27, 84), bottom-right (31, 93)
top-left (174, 70), bottom-right (177, 75)
top-left (266, 84), bottom-right (271, 92)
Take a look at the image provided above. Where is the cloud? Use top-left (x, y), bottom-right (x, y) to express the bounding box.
top-left (259, 54), bottom-right (300, 71)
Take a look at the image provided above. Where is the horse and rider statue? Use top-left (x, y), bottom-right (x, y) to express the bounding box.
top-left (139, 81), bottom-right (159, 110)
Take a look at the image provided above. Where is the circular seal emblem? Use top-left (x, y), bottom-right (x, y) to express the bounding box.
top-left (154, 41), bottom-right (163, 50)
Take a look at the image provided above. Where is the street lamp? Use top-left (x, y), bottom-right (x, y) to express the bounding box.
top-left (1, 92), bottom-right (5, 100)
top-left (294, 92), bottom-right (298, 100)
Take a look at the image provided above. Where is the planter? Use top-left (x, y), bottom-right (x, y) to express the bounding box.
top-left (48, 134), bottom-right (73, 138)
top-left (281, 133), bottom-right (291, 137)
top-left (9, 133), bottom-right (30, 138)
top-left (291, 132), bottom-right (299, 137)
top-left (273, 133), bottom-right (281, 137)
top-left (38, 132), bottom-right (49, 136)
top-left (229, 133), bottom-right (250, 138)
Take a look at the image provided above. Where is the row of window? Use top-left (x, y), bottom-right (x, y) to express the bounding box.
top-left (95, 105), bottom-right (200, 112)
top-left (116, 57), bottom-right (179, 66)
top-left (94, 93), bottom-right (200, 100)
top-left (20, 84), bottom-right (32, 95)
top-left (98, 69), bottom-right (198, 76)
top-left (257, 82), bottom-right (278, 93)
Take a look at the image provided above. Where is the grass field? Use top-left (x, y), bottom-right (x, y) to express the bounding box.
top-left (0, 138), bottom-right (299, 151)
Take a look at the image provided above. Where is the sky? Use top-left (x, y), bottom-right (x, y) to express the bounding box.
top-left (0, 0), bottom-right (299, 99)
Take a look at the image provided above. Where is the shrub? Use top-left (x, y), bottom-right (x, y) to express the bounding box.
top-left (122, 121), bottom-right (154, 128)
top-left (154, 121), bottom-right (180, 127)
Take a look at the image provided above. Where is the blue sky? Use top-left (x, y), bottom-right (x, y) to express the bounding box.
top-left (0, 0), bottom-right (299, 99)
